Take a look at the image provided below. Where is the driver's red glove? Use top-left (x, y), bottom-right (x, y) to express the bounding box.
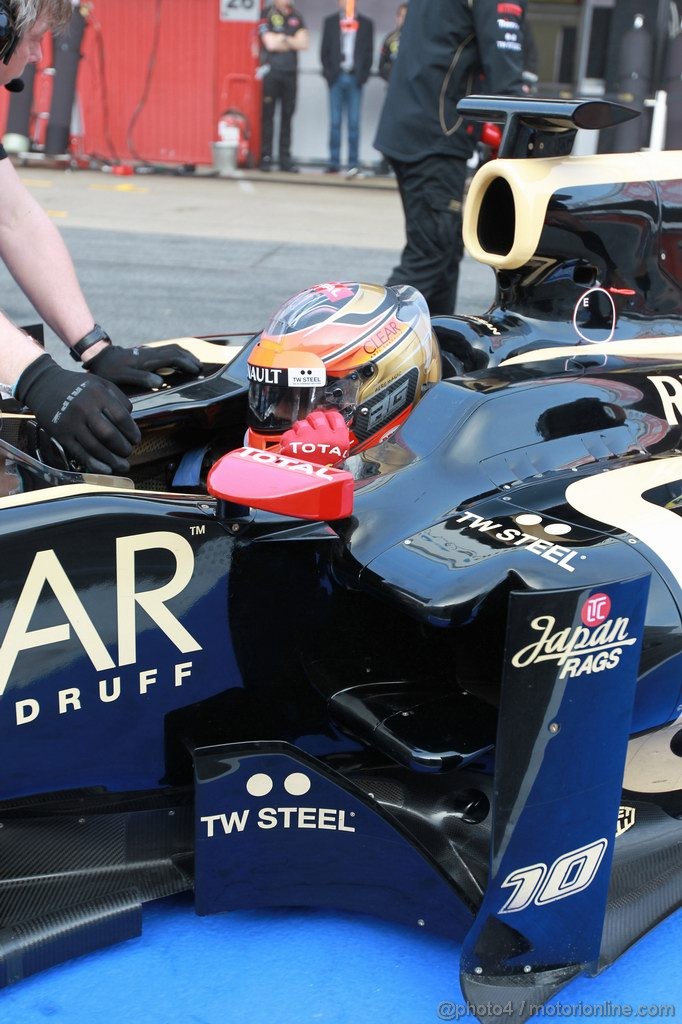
top-left (279, 409), bottom-right (351, 465)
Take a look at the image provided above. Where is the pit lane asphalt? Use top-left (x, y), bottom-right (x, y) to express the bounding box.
top-left (1, 166), bottom-right (495, 364)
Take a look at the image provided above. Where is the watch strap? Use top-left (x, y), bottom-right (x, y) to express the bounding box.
top-left (70, 324), bottom-right (112, 362)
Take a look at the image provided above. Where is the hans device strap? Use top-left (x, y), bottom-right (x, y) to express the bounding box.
top-left (0, 1), bottom-right (19, 65)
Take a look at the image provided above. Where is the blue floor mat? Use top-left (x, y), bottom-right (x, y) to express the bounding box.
top-left (2, 896), bottom-right (680, 1023)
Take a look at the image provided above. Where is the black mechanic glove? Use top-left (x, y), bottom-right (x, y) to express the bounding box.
top-left (15, 354), bottom-right (141, 476)
top-left (86, 343), bottom-right (203, 389)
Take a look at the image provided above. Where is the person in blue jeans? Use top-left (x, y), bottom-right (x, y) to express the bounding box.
top-left (320, 1), bottom-right (374, 173)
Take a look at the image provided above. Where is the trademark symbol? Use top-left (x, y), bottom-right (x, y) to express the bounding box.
top-left (190, 525), bottom-right (206, 536)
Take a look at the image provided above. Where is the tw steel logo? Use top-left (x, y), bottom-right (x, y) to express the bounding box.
top-left (201, 771), bottom-right (357, 838)
top-left (0, 531), bottom-right (202, 695)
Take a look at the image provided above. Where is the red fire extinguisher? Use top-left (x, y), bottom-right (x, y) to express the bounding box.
top-left (217, 109), bottom-right (253, 169)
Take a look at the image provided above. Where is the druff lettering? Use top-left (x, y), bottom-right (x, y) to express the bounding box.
top-left (15, 661), bottom-right (194, 725)
top-left (0, 531), bottom-right (203, 723)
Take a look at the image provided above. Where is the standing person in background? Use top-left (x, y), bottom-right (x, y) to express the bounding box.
top-left (259, 0), bottom-right (310, 173)
top-left (375, 1), bottom-right (407, 175)
top-left (375, 0), bottom-right (526, 316)
top-left (378, 2), bottom-right (407, 83)
top-left (320, 0), bottom-right (374, 176)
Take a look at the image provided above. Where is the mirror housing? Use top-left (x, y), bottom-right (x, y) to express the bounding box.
top-left (207, 447), bottom-right (354, 521)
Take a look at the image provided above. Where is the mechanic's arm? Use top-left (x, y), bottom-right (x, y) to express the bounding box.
top-left (0, 159), bottom-right (202, 387)
top-left (0, 313), bottom-right (140, 476)
top-left (473, 0), bottom-right (525, 94)
top-left (0, 313), bottom-right (49, 384)
top-left (0, 158), bottom-right (99, 350)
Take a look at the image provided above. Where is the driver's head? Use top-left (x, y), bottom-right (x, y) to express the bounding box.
top-left (246, 282), bottom-right (440, 453)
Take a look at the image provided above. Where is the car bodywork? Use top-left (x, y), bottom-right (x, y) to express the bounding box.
top-left (1, 98), bottom-right (682, 1022)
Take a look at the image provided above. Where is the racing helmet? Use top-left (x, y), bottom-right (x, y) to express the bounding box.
top-left (246, 282), bottom-right (441, 452)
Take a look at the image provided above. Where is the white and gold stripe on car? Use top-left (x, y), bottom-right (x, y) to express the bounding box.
top-left (501, 337), bottom-right (682, 367)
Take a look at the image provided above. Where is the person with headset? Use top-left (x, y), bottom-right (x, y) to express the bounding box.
top-left (0, 0), bottom-right (202, 476)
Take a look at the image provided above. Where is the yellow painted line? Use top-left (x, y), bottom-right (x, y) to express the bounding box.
top-left (88, 183), bottom-right (149, 194)
top-left (47, 210), bottom-right (67, 218)
top-left (19, 178), bottom-right (52, 188)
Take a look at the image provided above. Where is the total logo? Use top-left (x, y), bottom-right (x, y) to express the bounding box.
top-left (511, 592), bottom-right (637, 679)
top-left (235, 447), bottom-right (339, 480)
top-left (200, 771), bottom-right (357, 839)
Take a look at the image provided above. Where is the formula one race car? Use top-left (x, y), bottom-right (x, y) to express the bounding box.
top-left (2, 97), bottom-right (682, 1023)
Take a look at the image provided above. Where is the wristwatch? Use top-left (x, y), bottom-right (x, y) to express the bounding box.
top-left (69, 324), bottom-right (112, 362)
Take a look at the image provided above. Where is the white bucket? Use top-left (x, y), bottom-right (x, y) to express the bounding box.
top-left (212, 140), bottom-right (239, 177)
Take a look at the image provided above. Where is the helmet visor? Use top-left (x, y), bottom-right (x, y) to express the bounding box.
top-left (248, 381), bottom-right (329, 434)
top-left (248, 373), bottom-right (364, 435)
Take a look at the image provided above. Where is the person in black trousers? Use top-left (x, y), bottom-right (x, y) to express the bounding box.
top-left (259, 0), bottom-right (309, 172)
top-left (320, 1), bottom-right (374, 174)
top-left (375, 0), bottom-right (527, 315)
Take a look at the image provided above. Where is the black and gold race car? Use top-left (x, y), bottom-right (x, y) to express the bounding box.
top-left (2, 98), bottom-right (682, 1023)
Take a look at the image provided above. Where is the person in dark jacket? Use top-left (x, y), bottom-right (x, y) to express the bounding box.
top-left (320, 1), bottom-right (374, 174)
top-left (375, 2), bottom-right (407, 174)
top-left (258, 0), bottom-right (309, 172)
top-left (375, 0), bottom-right (526, 315)
top-left (378, 2), bottom-right (407, 83)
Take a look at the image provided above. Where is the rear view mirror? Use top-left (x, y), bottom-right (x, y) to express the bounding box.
top-left (207, 447), bottom-right (354, 521)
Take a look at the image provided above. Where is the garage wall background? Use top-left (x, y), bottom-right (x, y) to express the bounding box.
top-left (8, 0), bottom-right (678, 167)
top-left (0, 0), bottom-right (403, 168)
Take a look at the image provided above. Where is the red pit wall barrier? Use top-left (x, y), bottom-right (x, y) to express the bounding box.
top-left (1, 0), bottom-right (262, 167)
